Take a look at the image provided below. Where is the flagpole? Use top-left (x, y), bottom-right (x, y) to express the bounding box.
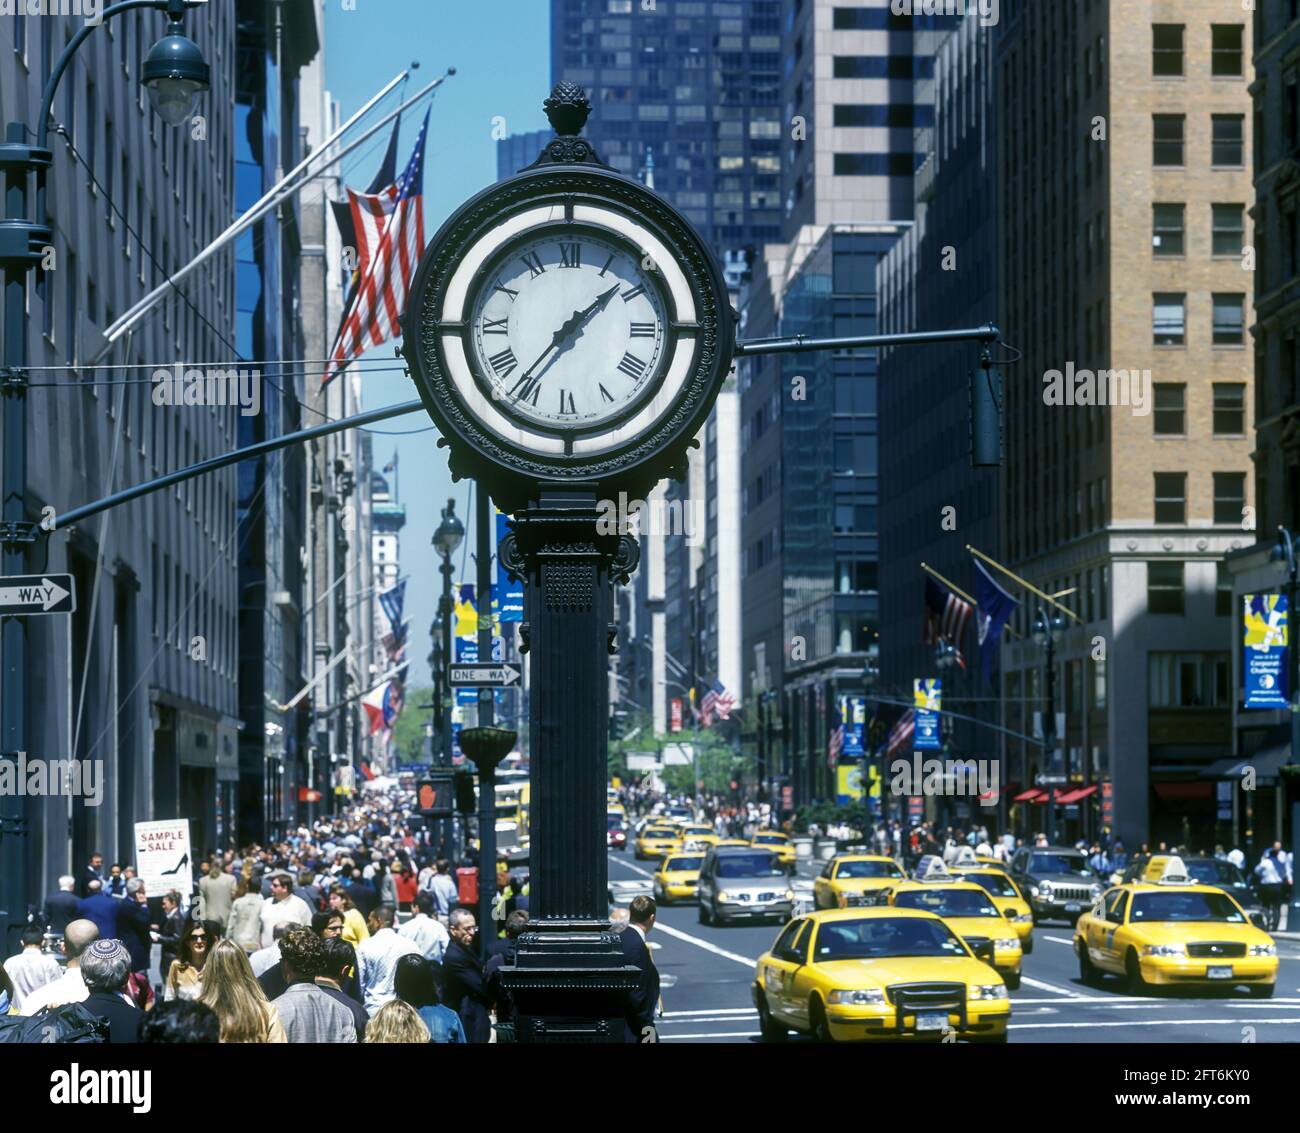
top-left (921, 561), bottom-right (1020, 639)
top-left (966, 544), bottom-right (1082, 623)
top-left (101, 68), bottom-right (453, 349)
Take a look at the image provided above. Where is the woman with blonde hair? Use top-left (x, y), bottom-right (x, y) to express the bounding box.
top-left (364, 999), bottom-right (430, 1043)
top-left (197, 938), bottom-right (286, 1043)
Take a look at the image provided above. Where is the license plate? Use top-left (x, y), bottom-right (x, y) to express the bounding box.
top-left (1207, 966), bottom-right (1233, 979)
top-left (916, 1013), bottom-right (948, 1032)
top-left (1064, 903), bottom-right (1082, 913)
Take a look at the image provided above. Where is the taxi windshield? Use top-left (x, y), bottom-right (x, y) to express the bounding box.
top-left (754, 834), bottom-right (786, 844)
top-left (966, 872), bottom-right (1018, 897)
top-left (894, 888), bottom-right (1000, 918)
top-left (644, 828), bottom-right (676, 838)
top-left (837, 860), bottom-right (903, 879)
top-left (1029, 852), bottom-right (1091, 876)
top-left (716, 853), bottom-right (784, 878)
top-left (1129, 890), bottom-right (1245, 923)
top-left (663, 856), bottom-right (704, 872)
top-left (813, 917), bottom-right (969, 961)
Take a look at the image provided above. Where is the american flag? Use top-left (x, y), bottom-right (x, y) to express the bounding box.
top-left (700, 678), bottom-right (735, 724)
top-left (827, 723), bottom-right (844, 770)
top-left (324, 109), bottom-right (430, 387)
top-left (924, 577), bottom-right (973, 669)
top-left (885, 709), bottom-right (915, 758)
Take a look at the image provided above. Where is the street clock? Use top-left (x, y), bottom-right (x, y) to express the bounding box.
top-left (402, 82), bottom-right (734, 505)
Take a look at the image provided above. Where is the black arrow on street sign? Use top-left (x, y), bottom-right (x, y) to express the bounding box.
top-left (0, 574), bottom-right (77, 616)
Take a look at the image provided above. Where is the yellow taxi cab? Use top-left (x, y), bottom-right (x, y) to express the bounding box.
top-left (751, 831), bottom-right (796, 865)
top-left (635, 824), bottom-right (682, 860)
top-left (951, 864), bottom-right (1035, 953)
top-left (677, 824), bottom-right (721, 848)
top-left (886, 859), bottom-right (1023, 989)
top-left (813, 854), bottom-right (906, 909)
top-left (1073, 856), bottom-right (1278, 996)
top-left (715, 838), bottom-right (752, 850)
top-left (653, 851), bottom-right (707, 904)
top-left (752, 907), bottom-right (1010, 1043)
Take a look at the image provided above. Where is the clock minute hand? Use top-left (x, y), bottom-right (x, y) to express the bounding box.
top-left (510, 285), bottom-right (621, 403)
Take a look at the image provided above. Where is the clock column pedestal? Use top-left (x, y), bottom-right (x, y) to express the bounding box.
top-left (497, 484), bottom-right (644, 1042)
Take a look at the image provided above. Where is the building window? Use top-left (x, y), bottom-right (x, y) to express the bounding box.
top-left (1152, 24), bottom-right (1184, 76)
top-left (1092, 657), bottom-right (1107, 710)
top-left (1212, 383), bottom-right (1246, 434)
top-left (1212, 293), bottom-right (1244, 344)
top-left (1154, 472), bottom-right (1187, 523)
top-left (1152, 203), bottom-right (1184, 255)
top-left (1211, 203), bottom-right (1245, 256)
top-left (1149, 652), bottom-right (1231, 706)
top-left (1153, 114), bottom-right (1185, 165)
top-left (1153, 384), bottom-right (1185, 435)
top-left (1211, 24), bottom-right (1244, 76)
top-left (1153, 293), bottom-right (1185, 345)
top-left (1213, 472), bottom-right (1246, 525)
top-left (1211, 114), bottom-right (1245, 166)
top-left (1148, 562), bottom-right (1185, 615)
top-left (1215, 562), bottom-right (1233, 616)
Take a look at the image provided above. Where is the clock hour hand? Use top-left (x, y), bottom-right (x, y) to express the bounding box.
top-left (509, 285), bottom-right (621, 404)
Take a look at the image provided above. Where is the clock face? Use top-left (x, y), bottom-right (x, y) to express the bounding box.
top-left (468, 230), bottom-right (669, 431)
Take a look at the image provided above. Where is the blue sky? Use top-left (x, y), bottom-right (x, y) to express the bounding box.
top-left (324, 0), bottom-right (550, 686)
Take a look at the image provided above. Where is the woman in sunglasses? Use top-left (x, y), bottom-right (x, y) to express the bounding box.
top-left (164, 917), bottom-right (223, 1002)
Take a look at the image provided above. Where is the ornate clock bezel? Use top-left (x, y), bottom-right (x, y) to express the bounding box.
top-left (402, 160), bottom-right (734, 505)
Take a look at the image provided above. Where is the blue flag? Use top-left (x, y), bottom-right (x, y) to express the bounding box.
top-left (378, 579), bottom-right (406, 636)
top-left (974, 558), bottom-right (1017, 684)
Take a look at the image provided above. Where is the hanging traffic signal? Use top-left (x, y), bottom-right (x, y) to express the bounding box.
top-left (970, 357), bottom-right (1001, 467)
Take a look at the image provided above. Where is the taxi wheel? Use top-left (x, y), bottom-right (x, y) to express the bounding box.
top-left (1249, 983), bottom-right (1275, 999)
top-left (1005, 972), bottom-right (1021, 991)
top-left (1022, 935), bottom-right (1034, 954)
top-left (757, 996), bottom-right (787, 1043)
top-left (1077, 942), bottom-right (1102, 987)
top-left (698, 901), bottom-right (712, 926)
top-left (1125, 950), bottom-right (1150, 994)
top-left (809, 998), bottom-right (834, 1043)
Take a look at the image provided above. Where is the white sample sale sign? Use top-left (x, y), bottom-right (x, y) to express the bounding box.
top-left (134, 819), bottom-right (194, 897)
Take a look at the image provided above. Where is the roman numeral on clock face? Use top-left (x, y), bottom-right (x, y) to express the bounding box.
top-left (493, 283), bottom-right (519, 301)
top-left (599, 383), bottom-right (615, 403)
top-left (482, 317), bottom-right (509, 335)
top-left (617, 352), bottom-right (647, 380)
top-left (558, 389), bottom-right (576, 415)
top-left (558, 242), bottom-right (582, 269)
top-left (621, 283), bottom-right (646, 303)
top-left (521, 251), bottom-right (546, 278)
top-left (488, 347), bottom-right (518, 378)
top-left (629, 322), bottom-right (656, 338)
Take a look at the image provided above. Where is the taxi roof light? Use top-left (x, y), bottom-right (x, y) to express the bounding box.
top-left (916, 856), bottom-right (955, 882)
top-left (1153, 855), bottom-right (1194, 885)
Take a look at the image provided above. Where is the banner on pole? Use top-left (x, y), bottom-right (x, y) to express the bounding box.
top-left (912, 678), bottom-right (942, 750)
top-left (1243, 593), bottom-right (1288, 709)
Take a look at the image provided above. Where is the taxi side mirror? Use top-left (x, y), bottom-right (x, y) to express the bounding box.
top-left (1003, 907), bottom-right (1017, 919)
top-left (1248, 911), bottom-right (1265, 929)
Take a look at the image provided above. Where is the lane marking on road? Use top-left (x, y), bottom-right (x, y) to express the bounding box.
top-left (659, 1031), bottom-right (757, 1040)
top-left (1011, 1016), bottom-right (1300, 1030)
top-left (661, 1007), bottom-right (757, 1018)
top-left (651, 920), bottom-right (759, 968)
top-left (610, 857), bottom-right (656, 880)
top-left (1020, 975), bottom-right (1100, 998)
top-left (1043, 935), bottom-right (1075, 945)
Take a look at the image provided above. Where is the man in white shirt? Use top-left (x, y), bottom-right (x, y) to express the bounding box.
top-left (258, 873), bottom-right (313, 948)
top-left (4, 924), bottom-right (62, 1012)
top-left (20, 919), bottom-right (98, 1015)
top-left (429, 860), bottom-right (459, 922)
top-left (398, 892), bottom-right (449, 963)
top-left (1227, 846), bottom-right (1246, 869)
top-left (249, 922), bottom-right (289, 978)
top-left (356, 904), bottom-right (421, 1016)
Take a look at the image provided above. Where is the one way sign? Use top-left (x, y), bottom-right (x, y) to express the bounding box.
top-left (448, 663), bottom-right (522, 688)
top-left (0, 574), bottom-right (76, 616)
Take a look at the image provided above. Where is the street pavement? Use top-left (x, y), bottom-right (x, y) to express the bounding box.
top-left (607, 850), bottom-right (1300, 1044)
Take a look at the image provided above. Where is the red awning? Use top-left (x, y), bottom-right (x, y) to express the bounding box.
top-left (1012, 787), bottom-right (1043, 802)
top-left (1056, 785), bottom-right (1098, 804)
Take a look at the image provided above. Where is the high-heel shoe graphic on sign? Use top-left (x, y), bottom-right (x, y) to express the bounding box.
top-left (160, 852), bottom-right (189, 876)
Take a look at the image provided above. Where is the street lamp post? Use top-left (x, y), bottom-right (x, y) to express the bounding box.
top-left (1271, 527), bottom-right (1300, 927)
top-left (433, 499), bottom-right (463, 858)
top-left (0, 0), bottom-right (209, 954)
top-left (1033, 609), bottom-right (1064, 845)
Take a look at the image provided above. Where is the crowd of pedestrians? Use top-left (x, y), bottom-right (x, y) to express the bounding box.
top-left (2, 786), bottom-right (528, 1043)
